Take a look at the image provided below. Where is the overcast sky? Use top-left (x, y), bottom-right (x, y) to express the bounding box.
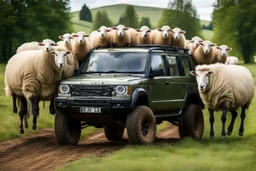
top-left (69, 0), bottom-right (215, 21)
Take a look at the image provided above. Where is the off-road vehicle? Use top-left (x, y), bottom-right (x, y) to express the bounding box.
top-left (54, 45), bottom-right (204, 145)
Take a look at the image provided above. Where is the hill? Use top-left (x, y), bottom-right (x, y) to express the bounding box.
top-left (71, 4), bottom-right (213, 40)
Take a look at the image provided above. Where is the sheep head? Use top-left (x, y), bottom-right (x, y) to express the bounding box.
top-left (171, 27), bottom-right (186, 40)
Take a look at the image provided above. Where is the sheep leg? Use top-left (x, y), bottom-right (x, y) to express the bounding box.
top-left (208, 108), bottom-right (215, 139)
top-left (221, 108), bottom-right (228, 140)
top-left (49, 97), bottom-right (56, 114)
top-left (18, 96), bottom-right (27, 134)
top-left (30, 97), bottom-right (39, 130)
top-left (13, 95), bottom-right (18, 113)
top-left (239, 106), bottom-right (246, 136)
top-left (227, 110), bottom-right (238, 135)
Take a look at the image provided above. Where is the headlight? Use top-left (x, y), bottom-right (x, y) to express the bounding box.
top-left (115, 85), bottom-right (127, 95)
top-left (60, 85), bottom-right (70, 94)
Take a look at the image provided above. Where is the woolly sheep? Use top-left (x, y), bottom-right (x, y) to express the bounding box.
top-left (72, 31), bottom-right (92, 63)
top-left (213, 45), bottom-right (232, 63)
top-left (16, 39), bottom-right (57, 53)
top-left (151, 25), bottom-right (172, 46)
top-left (135, 26), bottom-right (152, 44)
top-left (226, 56), bottom-right (239, 65)
top-left (5, 47), bottom-right (70, 134)
top-left (190, 63), bottom-right (254, 140)
top-left (58, 33), bottom-right (73, 51)
top-left (187, 36), bottom-right (202, 55)
top-left (128, 27), bottom-right (139, 45)
top-left (90, 26), bottom-right (111, 48)
top-left (193, 40), bottom-right (216, 65)
top-left (110, 25), bottom-right (131, 47)
top-left (170, 27), bottom-right (186, 48)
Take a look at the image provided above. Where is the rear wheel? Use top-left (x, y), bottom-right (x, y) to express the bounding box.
top-left (126, 106), bottom-right (156, 144)
top-left (55, 109), bottom-right (81, 145)
top-left (179, 104), bottom-right (204, 139)
top-left (104, 126), bottom-right (124, 141)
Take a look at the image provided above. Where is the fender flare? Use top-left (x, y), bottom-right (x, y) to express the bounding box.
top-left (130, 88), bottom-right (149, 108)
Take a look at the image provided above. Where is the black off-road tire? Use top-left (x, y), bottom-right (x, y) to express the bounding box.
top-left (126, 106), bottom-right (156, 145)
top-left (54, 109), bottom-right (81, 145)
top-left (179, 104), bottom-right (204, 139)
top-left (104, 126), bottom-right (124, 141)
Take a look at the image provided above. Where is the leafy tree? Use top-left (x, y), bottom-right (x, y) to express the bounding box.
top-left (121, 5), bottom-right (139, 28)
top-left (93, 11), bottom-right (113, 30)
top-left (79, 4), bottom-right (92, 22)
top-left (139, 17), bottom-right (151, 28)
top-left (212, 0), bottom-right (256, 63)
top-left (158, 0), bottom-right (202, 39)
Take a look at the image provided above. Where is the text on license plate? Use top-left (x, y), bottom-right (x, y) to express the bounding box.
top-left (80, 107), bottom-right (102, 113)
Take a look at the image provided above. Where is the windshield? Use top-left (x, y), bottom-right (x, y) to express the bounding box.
top-left (81, 52), bottom-right (147, 74)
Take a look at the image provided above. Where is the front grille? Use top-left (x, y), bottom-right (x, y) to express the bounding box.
top-left (71, 85), bottom-right (113, 97)
top-left (73, 100), bottom-right (107, 106)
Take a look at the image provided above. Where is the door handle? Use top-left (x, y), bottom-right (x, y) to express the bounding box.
top-left (166, 81), bottom-right (169, 85)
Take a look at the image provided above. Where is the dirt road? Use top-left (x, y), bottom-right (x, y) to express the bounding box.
top-left (0, 125), bottom-right (179, 171)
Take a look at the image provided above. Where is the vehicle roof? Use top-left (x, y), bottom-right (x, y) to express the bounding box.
top-left (93, 48), bottom-right (149, 53)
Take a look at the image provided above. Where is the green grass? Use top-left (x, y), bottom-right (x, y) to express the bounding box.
top-left (60, 64), bottom-right (256, 170)
top-left (202, 29), bottom-right (214, 41)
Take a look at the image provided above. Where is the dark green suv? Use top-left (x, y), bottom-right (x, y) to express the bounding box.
top-left (54, 45), bottom-right (204, 145)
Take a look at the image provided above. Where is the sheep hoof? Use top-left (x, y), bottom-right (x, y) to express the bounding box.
top-left (227, 131), bottom-right (232, 136)
top-left (32, 125), bottom-right (37, 130)
top-left (50, 108), bottom-right (56, 115)
top-left (221, 136), bottom-right (226, 140)
top-left (20, 129), bottom-right (24, 134)
top-left (13, 108), bottom-right (18, 113)
top-left (209, 136), bottom-right (214, 140)
top-left (239, 132), bottom-right (244, 136)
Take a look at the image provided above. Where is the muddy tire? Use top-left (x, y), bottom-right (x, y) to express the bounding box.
top-left (126, 106), bottom-right (156, 145)
top-left (104, 126), bottom-right (124, 141)
top-left (55, 109), bottom-right (81, 145)
top-left (179, 104), bottom-right (204, 139)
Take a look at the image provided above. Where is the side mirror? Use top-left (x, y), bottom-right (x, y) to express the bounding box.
top-left (149, 68), bottom-right (163, 78)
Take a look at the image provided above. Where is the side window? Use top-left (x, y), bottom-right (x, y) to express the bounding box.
top-left (151, 55), bottom-right (166, 76)
top-left (167, 56), bottom-right (179, 76)
top-left (181, 57), bottom-right (191, 76)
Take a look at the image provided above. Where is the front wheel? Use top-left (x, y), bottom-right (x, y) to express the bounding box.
top-left (126, 106), bottom-right (156, 145)
top-left (179, 104), bottom-right (204, 139)
top-left (54, 109), bottom-right (81, 145)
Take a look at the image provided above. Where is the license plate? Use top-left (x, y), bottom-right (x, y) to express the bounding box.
top-left (80, 107), bottom-right (102, 113)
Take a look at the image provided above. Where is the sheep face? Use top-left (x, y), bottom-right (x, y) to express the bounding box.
top-left (113, 26), bottom-right (129, 38)
top-left (38, 40), bottom-right (57, 52)
top-left (171, 28), bottom-right (186, 40)
top-left (59, 33), bottom-right (72, 45)
top-left (158, 26), bottom-right (171, 39)
top-left (191, 36), bottom-right (202, 48)
top-left (73, 32), bottom-right (89, 44)
top-left (216, 45), bottom-right (232, 57)
top-left (97, 26), bottom-right (110, 39)
top-left (199, 41), bottom-right (216, 55)
top-left (137, 26), bottom-right (150, 39)
top-left (190, 70), bottom-right (214, 93)
top-left (51, 50), bottom-right (71, 69)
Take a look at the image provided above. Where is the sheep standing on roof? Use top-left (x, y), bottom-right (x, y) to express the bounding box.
top-left (58, 33), bottom-right (73, 51)
top-left (226, 56), bottom-right (239, 65)
top-left (187, 36), bottom-right (203, 55)
top-left (190, 63), bottom-right (254, 140)
top-left (16, 39), bottom-right (57, 53)
top-left (170, 27), bottom-right (186, 48)
top-left (151, 25), bottom-right (172, 46)
top-left (5, 47), bottom-right (70, 134)
top-left (110, 25), bottom-right (131, 47)
top-left (213, 45), bottom-right (232, 63)
top-left (90, 26), bottom-right (111, 48)
top-left (134, 26), bottom-right (152, 44)
top-left (193, 40), bottom-right (216, 64)
top-left (72, 31), bottom-right (92, 63)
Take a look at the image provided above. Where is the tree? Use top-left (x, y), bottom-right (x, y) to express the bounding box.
top-left (93, 11), bottom-right (113, 30)
top-left (212, 0), bottom-right (256, 63)
top-left (158, 0), bottom-right (202, 39)
top-left (79, 4), bottom-right (92, 22)
top-left (121, 5), bottom-right (139, 28)
top-left (139, 17), bottom-right (151, 28)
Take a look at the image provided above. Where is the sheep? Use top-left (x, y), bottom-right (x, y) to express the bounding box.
top-left (16, 39), bottom-right (57, 53)
top-left (135, 26), bottom-right (152, 44)
top-left (110, 25), bottom-right (131, 47)
top-left (90, 26), bottom-right (111, 48)
top-left (213, 45), bottom-right (232, 63)
top-left (187, 36), bottom-right (202, 55)
top-left (170, 27), bottom-right (186, 48)
top-left (226, 56), bottom-right (239, 65)
top-left (72, 31), bottom-right (92, 63)
top-left (62, 51), bottom-right (78, 78)
top-left (190, 63), bottom-right (254, 140)
top-left (5, 46), bottom-right (70, 134)
top-left (151, 25), bottom-right (172, 46)
top-left (58, 33), bottom-right (73, 51)
top-left (193, 40), bottom-right (216, 65)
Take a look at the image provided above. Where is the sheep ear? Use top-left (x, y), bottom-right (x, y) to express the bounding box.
top-left (157, 28), bottom-right (162, 31)
top-left (72, 34), bottom-right (78, 38)
top-left (106, 29), bottom-right (111, 32)
top-left (50, 51), bottom-right (56, 55)
top-left (216, 46), bottom-right (221, 49)
top-left (58, 36), bottom-right (63, 40)
top-left (170, 30), bottom-right (175, 33)
top-left (190, 71), bottom-right (197, 76)
top-left (190, 40), bottom-right (195, 43)
top-left (136, 29), bottom-right (140, 32)
top-left (227, 47), bottom-right (232, 51)
top-left (124, 27), bottom-right (129, 30)
top-left (211, 43), bottom-right (217, 47)
top-left (199, 42), bottom-right (204, 46)
top-left (147, 30), bottom-right (151, 32)
top-left (38, 43), bottom-right (45, 46)
top-left (84, 34), bottom-right (90, 37)
top-left (180, 30), bottom-right (186, 34)
top-left (112, 27), bottom-right (118, 30)
top-left (97, 29), bottom-right (100, 32)
top-left (207, 71), bottom-right (215, 75)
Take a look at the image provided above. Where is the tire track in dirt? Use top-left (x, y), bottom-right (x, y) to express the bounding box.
top-left (0, 125), bottom-right (180, 171)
